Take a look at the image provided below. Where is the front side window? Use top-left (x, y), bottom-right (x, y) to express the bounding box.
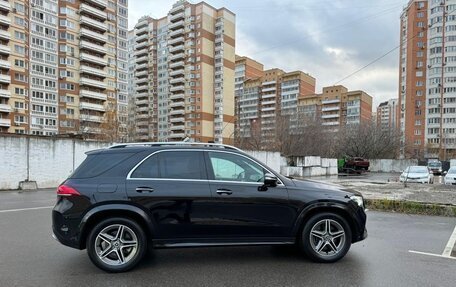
top-left (208, 152), bottom-right (264, 183)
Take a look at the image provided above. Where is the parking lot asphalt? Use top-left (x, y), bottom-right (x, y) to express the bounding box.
top-left (0, 189), bottom-right (455, 287)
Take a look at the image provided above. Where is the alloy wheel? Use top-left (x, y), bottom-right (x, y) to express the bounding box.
top-left (94, 224), bottom-right (139, 266)
top-left (309, 219), bottom-right (346, 257)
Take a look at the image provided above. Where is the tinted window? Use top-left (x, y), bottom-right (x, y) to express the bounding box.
top-left (159, 151), bottom-right (205, 179)
top-left (131, 154), bottom-right (159, 178)
top-left (71, 152), bottom-right (136, 178)
top-left (409, 166), bottom-right (428, 173)
top-left (208, 152), bottom-right (264, 182)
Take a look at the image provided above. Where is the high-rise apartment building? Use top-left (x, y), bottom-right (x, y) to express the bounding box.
top-left (234, 56), bottom-right (316, 140)
top-left (377, 99), bottom-right (398, 132)
top-left (298, 85), bottom-right (373, 130)
top-left (131, 1), bottom-right (236, 143)
top-left (0, 0), bottom-right (129, 140)
top-left (400, 0), bottom-right (456, 159)
top-left (399, 0), bottom-right (428, 158)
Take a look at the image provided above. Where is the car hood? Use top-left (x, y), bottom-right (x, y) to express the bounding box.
top-left (402, 172), bottom-right (429, 178)
top-left (289, 178), bottom-right (362, 197)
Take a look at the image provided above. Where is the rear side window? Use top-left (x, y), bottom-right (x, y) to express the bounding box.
top-left (131, 155), bottom-right (159, 178)
top-left (71, 152), bottom-right (136, 179)
top-left (159, 151), bottom-right (205, 179)
top-left (130, 151), bottom-right (205, 180)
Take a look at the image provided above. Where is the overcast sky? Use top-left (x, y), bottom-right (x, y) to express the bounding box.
top-left (128, 0), bottom-right (408, 108)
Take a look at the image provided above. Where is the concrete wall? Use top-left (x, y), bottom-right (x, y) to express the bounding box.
top-left (244, 150), bottom-right (287, 173)
top-left (368, 159), bottom-right (419, 173)
top-left (0, 136), bottom-right (109, 190)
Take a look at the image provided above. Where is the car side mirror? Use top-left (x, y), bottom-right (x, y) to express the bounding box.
top-left (264, 173), bottom-right (278, 187)
top-left (443, 171), bottom-right (447, 175)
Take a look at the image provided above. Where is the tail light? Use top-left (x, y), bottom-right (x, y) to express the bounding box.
top-left (57, 185), bottom-right (81, 197)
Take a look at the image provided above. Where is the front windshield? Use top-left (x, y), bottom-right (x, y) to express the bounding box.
top-left (448, 168), bottom-right (456, 175)
top-left (428, 162), bottom-right (441, 167)
top-left (408, 166), bottom-right (428, 173)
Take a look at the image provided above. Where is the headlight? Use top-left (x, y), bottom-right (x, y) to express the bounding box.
top-left (350, 195), bottom-right (364, 209)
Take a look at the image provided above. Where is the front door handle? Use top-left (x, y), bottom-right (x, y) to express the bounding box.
top-left (136, 187), bottom-right (154, 193)
top-left (216, 189), bottom-right (232, 195)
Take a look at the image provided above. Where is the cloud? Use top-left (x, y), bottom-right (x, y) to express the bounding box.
top-left (128, 0), bottom-right (406, 107)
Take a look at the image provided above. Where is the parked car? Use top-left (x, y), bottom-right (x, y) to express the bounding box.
top-left (345, 157), bottom-right (370, 171)
top-left (427, 160), bottom-right (443, 175)
top-left (52, 142), bottom-right (367, 273)
top-left (399, 166), bottom-right (434, 184)
top-left (444, 167), bottom-right (456, 185)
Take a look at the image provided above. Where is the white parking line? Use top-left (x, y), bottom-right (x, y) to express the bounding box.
top-left (0, 206), bottom-right (53, 213)
top-left (443, 225), bottom-right (456, 257)
top-left (409, 223), bottom-right (456, 260)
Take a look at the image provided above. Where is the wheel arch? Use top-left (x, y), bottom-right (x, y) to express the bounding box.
top-left (293, 202), bottom-right (359, 243)
top-left (78, 204), bottom-right (155, 249)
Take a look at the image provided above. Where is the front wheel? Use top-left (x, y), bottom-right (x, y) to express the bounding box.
top-left (86, 217), bottom-right (147, 273)
top-left (300, 213), bottom-right (352, 263)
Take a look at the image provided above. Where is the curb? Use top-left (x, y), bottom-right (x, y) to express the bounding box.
top-left (365, 199), bottom-right (456, 217)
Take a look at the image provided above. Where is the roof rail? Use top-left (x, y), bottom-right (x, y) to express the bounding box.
top-left (108, 142), bottom-right (243, 152)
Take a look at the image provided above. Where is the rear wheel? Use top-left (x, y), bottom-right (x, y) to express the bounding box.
top-left (86, 217), bottom-right (147, 273)
top-left (300, 213), bottom-right (352, 263)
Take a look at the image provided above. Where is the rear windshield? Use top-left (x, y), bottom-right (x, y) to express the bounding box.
top-left (71, 152), bottom-right (136, 179)
top-left (428, 162), bottom-right (441, 167)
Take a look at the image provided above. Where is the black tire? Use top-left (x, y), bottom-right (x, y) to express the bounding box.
top-left (300, 212), bottom-right (352, 263)
top-left (86, 217), bottom-right (147, 273)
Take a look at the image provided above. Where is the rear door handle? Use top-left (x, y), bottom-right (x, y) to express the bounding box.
top-left (216, 189), bottom-right (232, 195)
top-left (136, 187), bottom-right (154, 193)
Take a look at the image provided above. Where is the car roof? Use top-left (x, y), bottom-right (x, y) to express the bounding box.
top-left (86, 143), bottom-right (245, 155)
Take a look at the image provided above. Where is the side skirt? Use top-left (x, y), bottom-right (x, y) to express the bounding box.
top-left (152, 237), bottom-right (296, 249)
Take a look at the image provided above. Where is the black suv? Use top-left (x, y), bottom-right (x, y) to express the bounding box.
top-left (52, 143), bottom-right (367, 272)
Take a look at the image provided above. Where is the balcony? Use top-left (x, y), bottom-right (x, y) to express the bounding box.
top-left (135, 34), bottom-right (148, 44)
top-left (169, 101), bottom-right (185, 108)
top-left (169, 132), bottom-right (185, 138)
top-left (262, 87), bottom-right (276, 92)
top-left (80, 65), bottom-right (107, 78)
top-left (80, 114), bottom-right (103, 123)
top-left (321, 114), bottom-right (340, 119)
top-left (169, 11), bottom-right (185, 21)
top-left (136, 70), bottom-right (148, 77)
top-left (169, 44), bottom-right (185, 53)
top-left (136, 63), bottom-right (148, 70)
top-left (80, 52), bottom-right (107, 66)
top-left (80, 28), bottom-right (107, 43)
top-left (136, 55), bottom-right (148, 64)
top-left (169, 60), bottom-right (184, 69)
top-left (136, 92), bottom-right (149, 99)
top-left (136, 78), bottom-right (149, 85)
top-left (170, 116), bottom-right (185, 123)
top-left (168, 19), bottom-right (185, 30)
top-left (135, 41), bottom-right (148, 50)
top-left (80, 89), bottom-right (107, 101)
top-left (0, 14), bottom-right (10, 26)
top-left (0, 1), bottom-right (10, 12)
top-left (0, 43), bottom-right (10, 55)
top-left (137, 107), bottom-right (149, 112)
top-left (0, 74), bottom-right (10, 83)
top-left (0, 103), bottom-right (10, 113)
top-left (169, 85), bottom-right (185, 92)
top-left (322, 99), bottom-right (341, 105)
top-left (0, 88), bottom-right (9, 98)
top-left (136, 116), bottom-right (149, 121)
top-left (0, 59), bottom-right (9, 69)
top-left (169, 109), bottom-right (185, 117)
top-left (168, 36), bottom-right (184, 46)
top-left (261, 107), bottom-right (275, 112)
top-left (80, 102), bottom-right (106, 112)
top-left (322, 121), bottom-right (339, 126)
top-left (80, 16), bottom-right (107, 31)
top-left (80, 3), bottom-right (107, 19)
top-left (80, 40), bottom-right (106, 54)
top-left (169, 69), bottom-right (185, 77)
top-left (0, 118), bottom-right (10, 127)
top-left (170, 124), bottom-right (185, 131)
top-left (169, 28), bottom-right (184, 38)
top-left (80, 77), bottom-right (107, 89)
top-left (262, 100), bottom-right (275, 106)
top-left (0, 29), bottom-right (8, 40)
top-left (136, 128), bottom-right (149, 134)
top-left (170, 93), bottom-right (184, 101)
top-left (134, 48), bottom-right (148, 57)
top-left (136, 99), bottom-right (149, 105)
top-left (321, 106), bottom-right (340, 112)
top-left (86, 0), bottom-right (108, 9)
top-left (169, 52), bottom-right (185, 61)
top-left (169, 77), bottom-right (185, 84)
top-left (135, 25), bottom-right (148, 36)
